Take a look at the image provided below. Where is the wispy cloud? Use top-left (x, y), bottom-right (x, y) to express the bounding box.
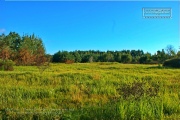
top-left (0, 28), bottom-right (6, 33)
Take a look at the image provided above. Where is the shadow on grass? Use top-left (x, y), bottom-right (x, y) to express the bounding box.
top-left (146, 66), bottom-right (180, 69)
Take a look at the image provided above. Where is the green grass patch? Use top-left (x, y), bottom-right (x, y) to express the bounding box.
top-left (0, 63), bottom-right (180, 119)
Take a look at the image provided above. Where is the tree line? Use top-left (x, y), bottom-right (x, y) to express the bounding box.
top-left (52, 48), bottom-right (179, 64)
top-left (0, 32), bottom-right (180, 65)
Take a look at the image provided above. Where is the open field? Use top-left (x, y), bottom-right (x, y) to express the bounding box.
top-left (0, 63), bottom-right (180, 119)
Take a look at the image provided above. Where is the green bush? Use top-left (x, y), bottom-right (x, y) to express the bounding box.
top-left (163, 58), bottom-right (180, 68)
top-left (0, 59), bottom-right (15, 71)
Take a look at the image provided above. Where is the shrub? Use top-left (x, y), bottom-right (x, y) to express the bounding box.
top-left (163, 58), bottom-right (180, 68)
top-left (121, 54), bottom-right (132, 63)
top-left (65, 60), bottom-right (74, 64)
top-left (0, 59), bottom-right (15, 71)
top-left (117, 82), bottom-right (159, 100)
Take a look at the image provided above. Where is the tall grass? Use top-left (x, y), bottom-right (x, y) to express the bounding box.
top-left (0, 63), bottom-right (180, 119)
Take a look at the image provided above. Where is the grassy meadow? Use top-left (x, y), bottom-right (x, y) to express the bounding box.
top-left (0, 63), bottom-right (180, 119)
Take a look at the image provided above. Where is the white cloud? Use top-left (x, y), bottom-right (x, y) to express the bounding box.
top-left (0, 28), bottom-right (6, 33)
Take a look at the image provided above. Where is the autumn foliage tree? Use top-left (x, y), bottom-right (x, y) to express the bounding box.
top-left (0, 46), bottom-right (11, 60)
top-left (0, 32), bottom-right (48, 67)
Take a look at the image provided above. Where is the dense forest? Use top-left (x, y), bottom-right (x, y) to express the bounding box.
top-left (0, 32), bottom-right (180, 65)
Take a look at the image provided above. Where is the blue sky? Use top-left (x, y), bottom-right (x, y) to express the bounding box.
top-left (0, 1), bottom-right (179, 54)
